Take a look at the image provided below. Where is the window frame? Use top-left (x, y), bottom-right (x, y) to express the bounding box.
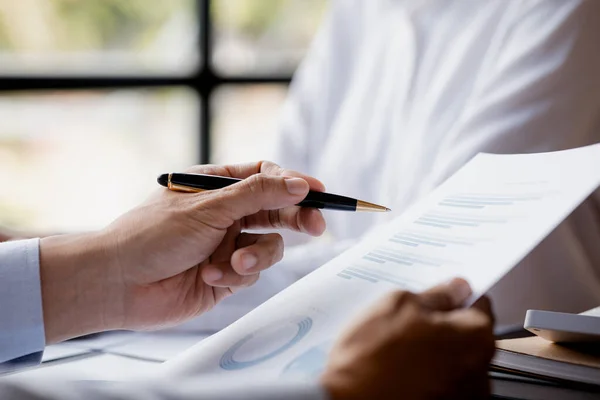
top-left (0, 0), bottom-right (293, 164)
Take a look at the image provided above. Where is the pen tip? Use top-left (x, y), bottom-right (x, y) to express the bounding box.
top-left (356, 200), bottom-right (392, 213)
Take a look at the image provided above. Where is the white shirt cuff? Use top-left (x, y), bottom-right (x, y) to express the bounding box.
top-left (0, 238), bottom-right (45, 368)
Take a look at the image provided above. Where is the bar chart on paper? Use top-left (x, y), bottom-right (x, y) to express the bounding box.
top-left (413, 210), bottom-right (511, 229)
top-left (437, 193), bottom-right (543, 209)
top-left (336, 188), bottom-right (553, 289)
top-left (163, 145), bottom-right (600, 381)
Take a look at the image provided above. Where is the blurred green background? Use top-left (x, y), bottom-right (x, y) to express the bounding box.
top-left (0, 0), bottom-right (192, 52)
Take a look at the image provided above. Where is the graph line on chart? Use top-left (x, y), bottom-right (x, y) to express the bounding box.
top-left (337, 265), bottom-right (423, 289)
top-left (389, 230), bottom-right (485, 248)
top-left (413, 211), bottom-right (513, 229)
top-left (437, 193), bottom-right (543, 209)
top-left (361, 246), bottom-right (451, 267)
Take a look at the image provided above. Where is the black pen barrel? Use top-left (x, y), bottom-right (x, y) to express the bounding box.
top-left (299, 192), bottom-right (357, 211)
top-left (170, 173), bottom-right (240, 190)
top-left (160, 173), bottom-right (359, 211)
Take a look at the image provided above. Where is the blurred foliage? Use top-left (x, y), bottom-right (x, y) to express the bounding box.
top-left (0, 0), bottom-right (194, 50)
top-left (213, 0), bottom-right (288, 36)
top-left (0, 0), bottom-right (326, 51)
top-left (54, 0), bottom-right (193, 49)
top-left (0, 201), bottom-right (33, 227)
top-left (213, 0), bottom-right (327, 38)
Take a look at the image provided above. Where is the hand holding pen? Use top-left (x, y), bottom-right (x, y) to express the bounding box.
top-left (158, 166), bottom-right (390, 213)
top-left (40, 161), bottom-right (331, 342)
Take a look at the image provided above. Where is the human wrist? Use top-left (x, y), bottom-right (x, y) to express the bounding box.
top-left (39, 231), bottom-right (121, 343)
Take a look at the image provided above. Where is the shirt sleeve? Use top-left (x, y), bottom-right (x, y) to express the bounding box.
top-left (0, 238), bottom-right (45, 372)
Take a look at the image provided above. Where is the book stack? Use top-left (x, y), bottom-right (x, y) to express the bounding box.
top-left (490, 336), bottom-right (600, 399)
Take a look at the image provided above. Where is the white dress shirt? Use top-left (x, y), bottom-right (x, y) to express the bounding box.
top-left (0, 239), bottom-right (45, 372)
top-left (194, 0), bottom-right (600, 330)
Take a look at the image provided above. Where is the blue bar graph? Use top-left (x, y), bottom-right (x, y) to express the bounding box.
top-left (442, 199), bottom-right (513, 206)
top-left (342, 270), bottom-right (378, 283)
top-left (447, 193), bottom-right (541, 201)
top-left (422, 212), bottom-right (508, 225)
top-left (390, 239), bottom-right (418, 247)
top-left (414, 220), bottom-right (452, 228)
top-left (363, 255), bottom-right (385, 264)
top-left (414, 213), bottom-right (484, 229)
top-left (394, 232), bottom-right (473, 246)
top-left (438, 192), bottom-right (542, 210)
top-left (439, 202), bottom-right (485, 209)
top-left (424, 214), bottom-right (482, 223)
top-left (417, 217), bottom-right (479, 227)
top-left (392, 235), bottom-right (446, 247)
top-left (338, 266), bottom-right (415, 287)
top-left (371, 248), bottom-right (440, 267)
top-left (365, 251), bottom-right (413, 266)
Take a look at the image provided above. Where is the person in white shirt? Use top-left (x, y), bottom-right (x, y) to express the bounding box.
top-left (0, 161), bottom-right (494, 399)
top-left (200, 0), bottom-right (600, 331)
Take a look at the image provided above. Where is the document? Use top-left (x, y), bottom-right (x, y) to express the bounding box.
top-left (162, 145), bottom-right (600, 380)
top-left (13, 354), bottom-right (160, 381)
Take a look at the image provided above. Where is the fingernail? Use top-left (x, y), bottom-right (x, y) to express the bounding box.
top-left (285, 178), bottom-right (308, 195)
top-left (203, 267), bottom-right (223, 282)
top-left (241, 253), bottom-right (258, 270)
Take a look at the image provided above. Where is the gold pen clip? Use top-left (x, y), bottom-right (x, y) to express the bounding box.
top-left (167, 173), bottom-right (206, 193)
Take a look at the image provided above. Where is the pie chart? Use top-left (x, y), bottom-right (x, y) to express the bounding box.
top-left (220, 316), bottom-right (313, 370)
top-left (281, 341), bottom-right (332, 379)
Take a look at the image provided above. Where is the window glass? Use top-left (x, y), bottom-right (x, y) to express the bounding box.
top-left (0, 0), bottom-right (198, 75)
top-left (211, 84), bottom-right (287, 164)
top-left (212, 0), bottom-right (327, 76)
top-left (0, 89), bottom-right (200, 232)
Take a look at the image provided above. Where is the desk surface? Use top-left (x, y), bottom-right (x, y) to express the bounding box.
top-left (8, 329), bottom-right (597, 399)
top-left (12, 330), bottom-right (212, 381)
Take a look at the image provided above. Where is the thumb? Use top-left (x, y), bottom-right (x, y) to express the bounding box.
top-left (418, 278), bottom-right (472, 311)
top-left (204, 173), bottom-right (310, 223)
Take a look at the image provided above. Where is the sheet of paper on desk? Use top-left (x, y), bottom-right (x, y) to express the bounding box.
top-left (10, 354), bottom-right (160, 382)
top-left (162, 144), bottom-right (600, 380)
top-left (107, 332), bottom-right (212, 362)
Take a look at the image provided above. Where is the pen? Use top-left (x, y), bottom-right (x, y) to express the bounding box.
top-left (157, 173), bottom-right (391, 213)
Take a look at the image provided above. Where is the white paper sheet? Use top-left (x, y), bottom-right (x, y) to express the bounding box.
top-left (6, 354), bottom-right (159, 381)
top-left (107, 332), bottom-right (212, 362)
top-left (41, 343), bottom-right (92, 363)
top-left (62, 331), bottom-right (139, 351)
top-left (162, 145), bottom-right (600, 380)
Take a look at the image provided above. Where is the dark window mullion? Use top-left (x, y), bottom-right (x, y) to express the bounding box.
top-left (0, 76), bottom-right (192, 91)
top-left (200, 0), bottom-right (212, 164)
top-left (0, 75), bottom-right (291, 92)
